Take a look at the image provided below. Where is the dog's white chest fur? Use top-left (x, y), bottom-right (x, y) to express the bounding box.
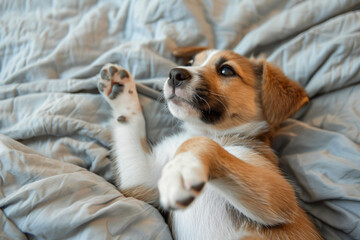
top-left (153, 130), bottom-right (252, 240)
top-left (172, 185), bottom-right (244, 240)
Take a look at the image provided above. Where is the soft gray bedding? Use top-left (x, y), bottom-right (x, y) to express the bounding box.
top-left (1, 0), bottom-right (359, 239)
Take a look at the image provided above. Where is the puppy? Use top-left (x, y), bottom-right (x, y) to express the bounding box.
top-left (97, 47), bottom-right (322, 240)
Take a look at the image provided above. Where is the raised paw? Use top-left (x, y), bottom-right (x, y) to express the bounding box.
top-left (158, 152), bottom-right (208, 210)
top-left (98, 64), bottom-right (135, 100)
top-left (98, 64), bottom-right (141, 115)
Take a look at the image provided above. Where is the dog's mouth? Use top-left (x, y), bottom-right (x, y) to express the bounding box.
top-left (164, 77), bottom-right (227, 124)
top-left (167, 93), bottom-right (196, 108)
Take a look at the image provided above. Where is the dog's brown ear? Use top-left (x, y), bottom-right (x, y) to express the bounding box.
top-left (172, 46), bottom-right (210, 58)
top-left (256, 61), bottom-right (309, 126)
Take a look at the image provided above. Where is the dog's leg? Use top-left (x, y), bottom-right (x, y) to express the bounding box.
top-left (158, 137), bottom-right (322, 239)
top-left (98, 64), bottom-right (158, 204)
top-left (159, 136), bottom-right (300, 225)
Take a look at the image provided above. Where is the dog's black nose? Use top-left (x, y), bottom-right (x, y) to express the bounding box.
top-left (168, 68), bottom-right (191, 87)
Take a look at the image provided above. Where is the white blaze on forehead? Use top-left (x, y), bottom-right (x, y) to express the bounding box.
top-left (200, 50), bottom-right (219, 67)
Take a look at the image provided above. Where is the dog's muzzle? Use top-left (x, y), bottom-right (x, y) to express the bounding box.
top-left (168, 68), bottom-right (191, 88)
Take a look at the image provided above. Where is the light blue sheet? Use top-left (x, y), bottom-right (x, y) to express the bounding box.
top-left (1, 0), bottom-right (360, 239)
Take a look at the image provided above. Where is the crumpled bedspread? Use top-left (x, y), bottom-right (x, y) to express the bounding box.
top-left (1, 0), bottom-right (359, 239)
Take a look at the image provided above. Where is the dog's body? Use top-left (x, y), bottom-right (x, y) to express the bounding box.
top-left (97, 48), bottom-right (322, 240)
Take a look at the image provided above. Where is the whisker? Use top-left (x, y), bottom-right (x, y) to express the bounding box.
top-left (156, 93), bottom-right (166, 103)
top-left (203, 90), bottom-right (232, 118)
top-left (212, 95), bottom-right (231, 118)
top-left (157, 94), bottom-right (182, 131)
top-left (207, 90), bottom-right (231, 99)
top-left (194, 92), bottom-right (211, 112)
top-left (195, 88), bottom-right (232, 117)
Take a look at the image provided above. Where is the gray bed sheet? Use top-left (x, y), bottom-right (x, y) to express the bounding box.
top-left (1, 0), bottom-right (360, 239)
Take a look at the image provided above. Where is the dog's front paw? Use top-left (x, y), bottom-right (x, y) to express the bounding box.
top-left (98, 64), bottom-right (132, 99)
top-left (158, 152), bottom-right (208, 210)
top-left (98, 64), bottom-right (141, 116)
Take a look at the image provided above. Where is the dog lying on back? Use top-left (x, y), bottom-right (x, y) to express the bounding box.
top-left (97, 47), bottom-right (322, 240)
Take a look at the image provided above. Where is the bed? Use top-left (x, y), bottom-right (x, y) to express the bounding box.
top-left (1, 0), bottom-right (359, 239)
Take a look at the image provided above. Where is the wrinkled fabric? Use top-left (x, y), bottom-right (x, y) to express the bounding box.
top-left (0, 0), bottom-right (359, 239)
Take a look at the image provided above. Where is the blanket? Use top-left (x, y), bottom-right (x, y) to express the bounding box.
top-left (1, 0), bottom-right (360, 239)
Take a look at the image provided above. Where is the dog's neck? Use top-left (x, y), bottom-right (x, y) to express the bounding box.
top-left (183, 121), bottom-right (270, 139)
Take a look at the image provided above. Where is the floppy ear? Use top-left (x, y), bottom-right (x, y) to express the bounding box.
top-left (172, 46), bottom-right (210, 63)
top-left (257, 61), bottom-right (309, 126)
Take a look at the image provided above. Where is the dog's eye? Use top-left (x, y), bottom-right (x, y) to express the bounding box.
top-left (219, 65), bottom-right (235, 77)
top-left (185, 59), bottom-right (194, 66)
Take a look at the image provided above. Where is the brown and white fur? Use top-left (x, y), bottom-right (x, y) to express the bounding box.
top-left (97, 47), bottom-right (322, 240)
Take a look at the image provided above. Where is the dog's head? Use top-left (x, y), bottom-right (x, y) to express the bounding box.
top-left (163, 47), bottom-right (308, 136)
